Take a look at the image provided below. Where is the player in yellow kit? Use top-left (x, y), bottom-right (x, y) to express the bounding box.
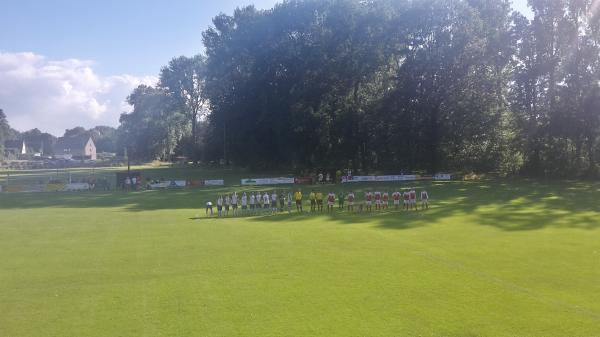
top-left (294, 189), bottom-right (303, 212)
top-left (309, 190), bottom-right (316, 212)
top-left (316, 190), bottom-right (324, 212)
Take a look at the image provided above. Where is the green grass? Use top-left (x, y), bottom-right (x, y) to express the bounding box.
top-left (0, 164), bottom-right (293, 186)
top-left (1, 174), bottom-right (599, 336)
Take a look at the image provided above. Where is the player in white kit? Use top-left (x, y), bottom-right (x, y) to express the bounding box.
top-left (241, 192), bottom-right (248, 214)
top-left (271, 191), bottom-right (278, 213)
top-left (224, 194), bottom-right (231, 216)
top-left (287, 191), bottom-right (293, 213)
top-left (231, 192), bottom-right (238, 216)
top-left (420, 190), bottom-right (429, 210)
top-left (263, 192), bottom-right (270, 212)
top-left (216, 195), bottom-right (223, 217)
top-left (249, 192), bottom-right (256, 214)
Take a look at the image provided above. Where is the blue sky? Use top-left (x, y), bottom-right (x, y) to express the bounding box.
top-left (0, 0), bottom-right (532, 135)
top-left (1, 0), bottom-right (280, 77)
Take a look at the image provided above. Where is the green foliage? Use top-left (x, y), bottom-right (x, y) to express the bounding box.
top-left (118, 85), bottom-right (189, 160)
top-left (59, 126), bottom-right (118, 154)
top-left (63, 126), bottom-right (87, 138)
top-left (116, 0), bottom-right (600, 177)
top-left (88, 126), bottom-right (118, 153)
top-left (0, 109), bottom-right (8, 160)
top-left (511, 0), bottom-right (600, 176)
top-left (159, 55), bottom-right (208, 163)
top-left (200, 0), bottom-right (521, 172)
top-left (19, 128), bottom-right (56, 155)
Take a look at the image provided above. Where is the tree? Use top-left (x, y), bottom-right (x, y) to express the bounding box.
top-left (63, 126), bottom-right (88, 138)
top-left (510, 0), bottom-right (600, 176)
top-left (60, 126), bottom-right (119, 153)
top-left (118, 85), bottom-right (188, 161)
top-left (374, 0), bottom-right (515, 172)
top-left (202, 0), bottom-right (515, 172)
top-left (202, 1), bottom-right (403, 169)
top-left (20, 128), bottom-right (56, 155)
top-left (88, 126), bottom-right (118, 153)
top-left (0, 109), bottom-right (9, 160)
top-left (158, 55), bottom-right (208, 163)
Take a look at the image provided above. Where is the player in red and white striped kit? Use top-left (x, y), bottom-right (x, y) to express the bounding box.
top-left (392, 191), bottom-right (401, 210)
top-left (327, 192), bottom-right (336, 212)
top-left (409, 188), bottom-right (417, 210)
top-left (365, 192), bottom-right (373, 212)
top-left (374, 191), bottom-right (382, 210)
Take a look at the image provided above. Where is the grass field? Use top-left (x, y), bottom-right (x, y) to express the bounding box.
top-left (1, 170), bottom-right (599, 336)
top-left (0, 165), bottom-right (290, 187)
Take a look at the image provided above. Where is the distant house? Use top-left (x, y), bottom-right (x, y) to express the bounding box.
top-left (4, 140), bottom-right (27, 159)
top-left (53, 136), bottom-right (97, 160)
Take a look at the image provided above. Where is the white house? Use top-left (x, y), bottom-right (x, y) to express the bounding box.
top-left (53, 136), bottom-right (97, 160)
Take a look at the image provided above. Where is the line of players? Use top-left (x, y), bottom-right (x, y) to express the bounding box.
top-left (206, 188), bottom-right (429, 217)
top-left (360, 189), bottom-right (429, 212)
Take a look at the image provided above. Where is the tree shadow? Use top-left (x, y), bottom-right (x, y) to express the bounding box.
top-left (0, 187), bottom-right (236, 212)
top-left (243, 180), bottom-right (600, 232)
top-left (245, 207), bottom-right (435, 231)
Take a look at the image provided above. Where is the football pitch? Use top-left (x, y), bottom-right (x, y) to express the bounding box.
top-left (1, 173), bottom-right (599, 336)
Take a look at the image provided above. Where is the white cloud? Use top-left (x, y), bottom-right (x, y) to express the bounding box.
top-left (0, 51), bottom-right (157, 136)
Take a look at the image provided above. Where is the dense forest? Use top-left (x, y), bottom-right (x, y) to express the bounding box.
top-left (5, 0), bottom-right (599, 177)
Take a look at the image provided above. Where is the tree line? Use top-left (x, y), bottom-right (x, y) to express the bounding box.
top-left (0, 110), bottom-right (118, 159)
top-left (62, 0), bottom-right (600, 176)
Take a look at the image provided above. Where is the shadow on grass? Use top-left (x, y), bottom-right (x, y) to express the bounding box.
top-left (242, 204), bottom-right (457, 232)
top-left (1, 180), bottom-right (599, 232)
top-left (222, 180), bottom-right (600, 232)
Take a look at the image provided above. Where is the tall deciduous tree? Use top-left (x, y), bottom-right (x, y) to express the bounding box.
top-left (159, 55), bottom-right (207, 163)
top-left (511, 0), bottom-right (600, 176)
top-left (0, 109), bottom-right (9, 160)
top-left (118, 85), bottom-right (188, 161)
